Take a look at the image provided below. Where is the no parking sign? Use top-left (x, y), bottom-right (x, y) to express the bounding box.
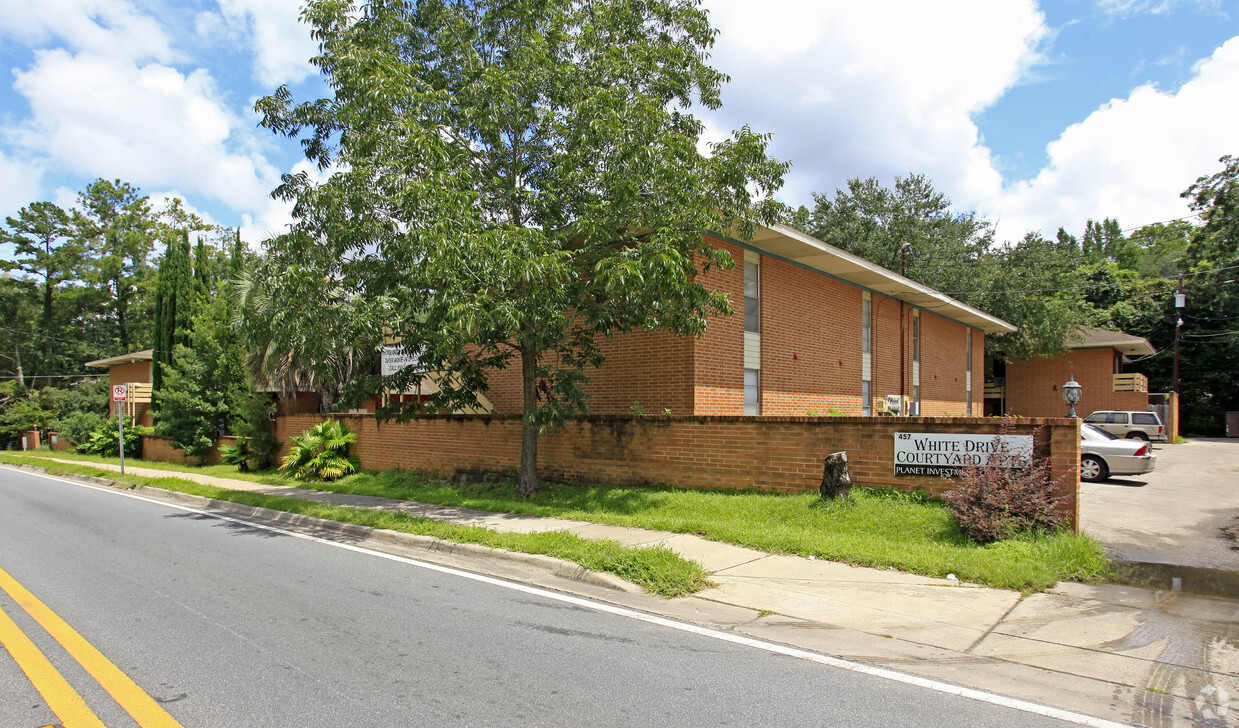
top-left (112, 384), bottom-right (127, 401)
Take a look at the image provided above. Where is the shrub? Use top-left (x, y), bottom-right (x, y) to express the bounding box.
top-left (279, 420), bottom-right (359, 481)
top-left (55, 411), bottom-right (107, 447)
top-left (219, 437), bottom-right (253, 473)
top-left (941, 423), bottom-right (1066, 544)
top-left (79, 419), bottom-right (152, 458)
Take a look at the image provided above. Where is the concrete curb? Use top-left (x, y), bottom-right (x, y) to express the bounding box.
top-left (5, 463), bottom-right (642, 596)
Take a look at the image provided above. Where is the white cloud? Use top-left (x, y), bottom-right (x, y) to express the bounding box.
top-left (0, 0), bottom-right (178, 64)
top-left (1095, 0), bottom-right (1222, 17)
top-left (215, 0), bottom-right (318, 87)
top-left (701, 0), bottom-right (1048, 211)
top-left (984, 37), bottom-right (1239, 239)
top-left (0, 150), bottom-right (44, 214)
top-left (11, 48), bottom-right (281, 214)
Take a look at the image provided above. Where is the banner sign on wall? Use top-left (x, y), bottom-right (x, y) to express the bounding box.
top-left (893, 432), bottom-right (1033, 477)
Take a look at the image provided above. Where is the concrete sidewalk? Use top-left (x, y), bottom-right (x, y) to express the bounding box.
top-left (25, 458), bottom-right (1239, 728)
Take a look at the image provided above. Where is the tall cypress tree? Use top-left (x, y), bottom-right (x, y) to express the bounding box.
top-left (151, 231), bottom-right (194, 394)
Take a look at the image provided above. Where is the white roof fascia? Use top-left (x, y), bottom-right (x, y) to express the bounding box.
top-left (736, 223), bottom-right (1018, 335)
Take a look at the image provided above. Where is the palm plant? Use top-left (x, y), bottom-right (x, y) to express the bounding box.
top-left (279, 420), bottom-right (359, 481)
top-left (219, 436), bottom-right (253, 472)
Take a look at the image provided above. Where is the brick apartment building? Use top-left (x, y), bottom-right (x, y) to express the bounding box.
top-left (84, 224), bottom-right (1015, 422)
top-left (482, 223), bottom-right (1016, 417)
top-left (985, 327), bottom-right (1156, 419)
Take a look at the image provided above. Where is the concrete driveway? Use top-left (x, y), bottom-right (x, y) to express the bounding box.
top-left (1080, 437), bottom-right (1239, 571)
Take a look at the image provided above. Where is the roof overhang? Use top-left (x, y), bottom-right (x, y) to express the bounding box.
top-left (1070, 337), bottom-right (1156, 357)
top-left (717, 223), bottom-right (1017, 335)
top-left (84, 349), bottom-right (154, 368)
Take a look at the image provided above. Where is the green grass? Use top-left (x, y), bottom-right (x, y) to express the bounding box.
top-left (0, 456), bottom-right (708, 598)
top-left (6, 451), bottom-right (1108, 592)
top-left (20, 449), bottom-right (289, 485)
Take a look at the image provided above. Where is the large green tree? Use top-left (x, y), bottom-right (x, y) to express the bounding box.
top-left (1, 202), bottom-right (77, 357)
top-left (801, 174), bottom-right (994, 295)
top-left (75, 179), bottom-right (158, 352)
top-left (1171, 155), bottom-right (1239, 434)
top-left (797, 174), bottom-right (1090, 358)
top-left (256, 0), bottom-right (787, 496)
top-left (151, 231), bottom-right (196, 393)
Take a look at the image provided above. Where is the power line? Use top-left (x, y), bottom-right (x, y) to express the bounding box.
top-left (1119, 213), bottom-right (1202, 234)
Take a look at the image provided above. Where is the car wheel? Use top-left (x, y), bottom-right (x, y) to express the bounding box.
top-left (1081, 455), bottom-right (1109, 483)
top-left (1126, 432), bottom-right (1149, 441)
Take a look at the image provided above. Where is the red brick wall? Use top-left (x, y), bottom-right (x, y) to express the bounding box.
top-left (920, 311), bottom-right (971, 416)
top-left (692, 238), bottom-right (746, 414)
top-left (274, 414), bottom-right (1081, 525)
top-left (1006, 348), bottom-right (1148, 418)
top-left (141, 435), bottom-right (239, 465)
top-left (973, 327), bottom-right (986, 415)
top-left (450, 236), bottom-right (987, 418)
top-left (760, 256), bottom-right (864, 414)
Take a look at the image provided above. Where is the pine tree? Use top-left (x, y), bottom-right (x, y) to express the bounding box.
top-left (151, 231), bottom-right (195, 394)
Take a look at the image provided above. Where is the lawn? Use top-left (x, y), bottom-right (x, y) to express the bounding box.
top-left (5, 450), bottom-right (1107, 592)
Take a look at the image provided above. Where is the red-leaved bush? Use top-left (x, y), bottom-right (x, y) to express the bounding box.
top-left (942, 421), bottom-right (1066, 544)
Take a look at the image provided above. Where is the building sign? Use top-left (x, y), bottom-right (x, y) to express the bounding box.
top-left (381, 346), bottom-right (424, 376)
top-left (893, 432), bottom-right (1032, 477)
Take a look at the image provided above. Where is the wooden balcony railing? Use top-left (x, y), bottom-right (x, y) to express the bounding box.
top-left (1112, 373), bottom-right (1148, 393)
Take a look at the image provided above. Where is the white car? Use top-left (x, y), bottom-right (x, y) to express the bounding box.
top-left (1080, 424), bottom-right (1157, 482)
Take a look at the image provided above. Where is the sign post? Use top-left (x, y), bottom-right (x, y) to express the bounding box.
top-left (112, 384), bottom-right (128, 474)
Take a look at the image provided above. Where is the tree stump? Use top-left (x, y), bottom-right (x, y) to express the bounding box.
top-left (820, 452), bottom-right (852, 500)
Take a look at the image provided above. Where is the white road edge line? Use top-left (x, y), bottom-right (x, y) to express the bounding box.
top-left (9, 466), bottom-right (1135, 728)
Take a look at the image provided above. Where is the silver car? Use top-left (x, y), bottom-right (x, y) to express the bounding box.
top-left (1080, 424), bottom-right (1157, 482)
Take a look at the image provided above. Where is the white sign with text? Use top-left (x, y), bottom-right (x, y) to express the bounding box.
top-left (381, 346), bottom-right (424, 376)
top-left (893, 432), bottom-right (1033, 477)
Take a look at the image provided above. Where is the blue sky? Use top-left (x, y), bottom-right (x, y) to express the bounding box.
top-left (979, 0), bottom-right (1239, 182)
top-left (1, 0), bottom-right (1237, 247)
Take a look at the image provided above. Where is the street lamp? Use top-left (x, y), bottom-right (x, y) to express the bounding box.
top-left (1062, 377), bottom-right (1083, 418)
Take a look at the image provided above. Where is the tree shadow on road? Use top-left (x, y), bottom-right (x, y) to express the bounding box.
top-left (163, 511), bottom-right (290, 539)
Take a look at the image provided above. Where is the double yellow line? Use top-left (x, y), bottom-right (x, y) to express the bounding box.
top-left (0, 565), bottom-right (184, 728)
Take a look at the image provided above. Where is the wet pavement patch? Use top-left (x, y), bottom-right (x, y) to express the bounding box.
top-left (1110, 560), bottom-right (1239, 600)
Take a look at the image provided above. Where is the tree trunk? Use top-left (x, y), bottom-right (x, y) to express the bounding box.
top-left (517, 343), bottom-right (539, 499)
top-left (14, 343), bottom-right (24, 389)
top-left (42, 275), bottom-right (54, 387)
top-left (116, 276), bottom-right (129, 351)
top-left (820, 451), bottom-right (852, 500)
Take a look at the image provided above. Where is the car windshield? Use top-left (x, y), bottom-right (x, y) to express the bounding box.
top-left (1083, 424), bottom-right (1119, 440)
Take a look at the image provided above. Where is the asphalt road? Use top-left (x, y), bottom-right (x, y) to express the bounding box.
top-left (0, 467), bottom-right (1090, 727)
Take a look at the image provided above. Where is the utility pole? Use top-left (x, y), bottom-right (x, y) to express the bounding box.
top-left (899, 244), bottom-right (910, 403)
top-left (1173, 275), bottom-right (1184, 394)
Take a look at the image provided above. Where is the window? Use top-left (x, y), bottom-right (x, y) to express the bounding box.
top-left (861, 380), bottom-right (872, 416)
top-left (1108, 412), bottom-right (1129, 424)
top-left (1084, 413), bottom-right (1106, 424)
top-left (744, 368), bottom-right (761, 415)
top-left (1132, 413), bottom-right (1159, 425)
top-left (913, 315), bottom-right (920, 363)
top-left (862, 297), bottom-right (871, 354)
top-left (744, 261), bottom-right (760, 333)
top-left (912, 385), bottom-right (920, 416)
